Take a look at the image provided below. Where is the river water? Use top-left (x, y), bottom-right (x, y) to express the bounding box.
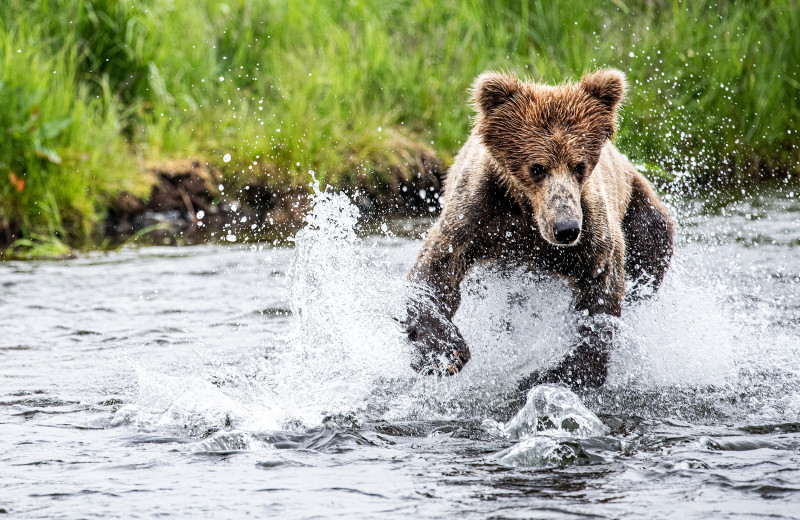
top-left (2, 187), bottom-right (799, 519)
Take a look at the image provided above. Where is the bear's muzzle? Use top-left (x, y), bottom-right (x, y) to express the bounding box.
top-left (553, 219), bottom-right (581, 245)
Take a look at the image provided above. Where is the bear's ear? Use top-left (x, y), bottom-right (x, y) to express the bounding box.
top-left (472, 72), bottom-right (520, 113)
top-left (579, 69), bottom-right (626, 111)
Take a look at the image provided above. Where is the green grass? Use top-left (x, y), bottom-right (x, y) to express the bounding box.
top-left (0, 13), bottom-right (146, 249)
top-left (1, 0), bottom-right (798, 252)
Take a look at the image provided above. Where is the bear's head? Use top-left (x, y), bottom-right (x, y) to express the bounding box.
top-left (472, 69), bottom-right (626, 246)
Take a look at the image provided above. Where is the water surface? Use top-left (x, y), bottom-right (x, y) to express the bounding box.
top-left (2, 189), bottom-right (800, 519)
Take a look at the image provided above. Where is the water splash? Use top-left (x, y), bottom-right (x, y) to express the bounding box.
top-left (117, 186), bottom-right (800, 438)
top-left (486, 384), bottom-right (607, 467)
top-left (193, 430), bottom-right (275, 453)
top-left (110, 362), bottom-right (284, 434)
top-left (609, 253), bottom-right (741, 389)
top-left (492, 436), bottom-right (595, 467)
top-left (262, 180), bottom-right (412, 426)
top-left (495, 384), bottom-right (607, 440)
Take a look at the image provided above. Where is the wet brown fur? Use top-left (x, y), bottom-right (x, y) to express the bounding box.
top-left (405, 69), bottom-right (674, 385)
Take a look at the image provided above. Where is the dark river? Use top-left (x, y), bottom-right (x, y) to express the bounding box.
top-left (2, 188), bottom-right (799, 519)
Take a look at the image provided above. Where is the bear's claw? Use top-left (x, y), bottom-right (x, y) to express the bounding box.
top-left (414, 349), bottom-right (469, 377)
top-left (445, 349), bottom-right (466, 375)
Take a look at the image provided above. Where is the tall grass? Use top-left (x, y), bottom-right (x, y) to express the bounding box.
top-left (0, 17), bottom-right (146, 248)
top-left (1, 0), bottom-right (798, 250)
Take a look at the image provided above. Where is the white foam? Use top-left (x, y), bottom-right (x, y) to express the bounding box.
top-left (609, 249), bottom-right (741, 388)
top-left (488, 384), bottom-right (607, 467)
top-left (267, 184), bottom-right (413, 426)
top-left (118, 187), bottom-right (799, 436)
top-left (497, 384), bottom-right (608, 440)
top-left (112, 363), bottom-right (285, 434)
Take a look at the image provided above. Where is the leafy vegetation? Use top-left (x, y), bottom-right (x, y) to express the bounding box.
top-left (1, 0), bottom-right (798, 252)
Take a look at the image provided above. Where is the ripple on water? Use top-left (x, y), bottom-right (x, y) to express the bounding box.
top-left (2, 189), bottom-right (800, 519)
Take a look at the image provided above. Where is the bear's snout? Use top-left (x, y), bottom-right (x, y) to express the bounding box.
top-left (553, 220), bottom-right (581, 245)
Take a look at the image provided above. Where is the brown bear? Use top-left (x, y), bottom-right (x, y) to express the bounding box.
top-left (404, 69), bottom-right (674, 388)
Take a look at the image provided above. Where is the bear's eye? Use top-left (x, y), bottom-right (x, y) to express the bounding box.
top-left (573, 161), bottom-right (586, 180)
top-left (529, 163), bottom-right (547, 182)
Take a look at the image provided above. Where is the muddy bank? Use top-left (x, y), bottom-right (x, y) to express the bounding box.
top-left (106, 152), bottom-right (445, 246)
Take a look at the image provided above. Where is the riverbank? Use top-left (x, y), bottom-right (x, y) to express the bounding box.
top-left (0, 147), bottom-right (444, 258)
top-left (103, 149), bottom-right (444, 249)
top-left (1, 1), bottom-right (798, 256)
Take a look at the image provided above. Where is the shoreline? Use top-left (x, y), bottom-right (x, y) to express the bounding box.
top-left (1, 151), bottom-right (447, 259)
top-left (2, 153), bottom-right (798, 261)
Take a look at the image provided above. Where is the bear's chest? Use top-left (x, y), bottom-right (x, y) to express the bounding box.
top-left (476, 214), bottom-right (596, 279)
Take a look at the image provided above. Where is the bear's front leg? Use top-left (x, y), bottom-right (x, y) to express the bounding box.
top-left (525, 254), bottom-right (625, 389)
top-left (404, 227), bottom-right (475, 376)
top-left (533, 317), bottom-right (617, 388)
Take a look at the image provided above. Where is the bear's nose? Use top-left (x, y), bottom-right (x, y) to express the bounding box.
top-left (553, 220), bottom-right (581, 244)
